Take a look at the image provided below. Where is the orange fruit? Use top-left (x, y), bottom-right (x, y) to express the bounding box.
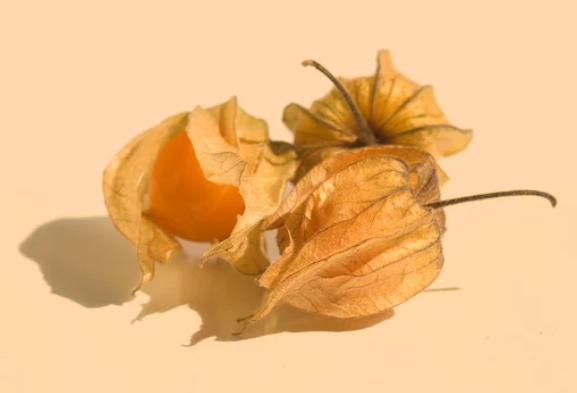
top-left (147, 132), bottom-right (245, 242)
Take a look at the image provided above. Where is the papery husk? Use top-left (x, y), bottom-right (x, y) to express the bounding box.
top-left (103, 97), bottom-right (296, 291)
top-left (103, 113), bottom-right (186, 293)
top-left (283, 50), bottom-right (473, 183)
top-left (199, 140), bottom-right (297, 274)
top-left (238, 146), bottom-right (445, 327)
top-left (186, 98), bottom-right (297, 275)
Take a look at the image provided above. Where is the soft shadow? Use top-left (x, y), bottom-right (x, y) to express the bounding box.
top-left (138, 249), bottom-right (395, 346)
top-left (21, 216), bottom-right (396, 345)
top-left (423, 287), bottom-right (460, 292)
top-left (231, 305), bottom-right (395, 344)
top-left (135, 251), bottom-right (266, 345)
top-left (20, 217), bottom-right (141, 307)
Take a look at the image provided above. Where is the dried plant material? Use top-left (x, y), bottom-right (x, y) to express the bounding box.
top-left (237, 146), bottom-right (446, 327)
top-left (283, 50), bottom-right (473, 182)
top-left (103, 97), bottom-right (296, 291)
top-left (103, 113), bottom-right (186, 293)
top-left (201, 140), bottom-right (297, 274)
top-left (186, 98), bottom-right (297, 275)
top-left (235, 143), bottom-right (556, 330)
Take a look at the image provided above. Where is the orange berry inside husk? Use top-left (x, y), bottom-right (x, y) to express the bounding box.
top-left (146, 131), bottom-right (245, 242)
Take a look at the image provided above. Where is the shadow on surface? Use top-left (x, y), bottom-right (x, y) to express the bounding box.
top-left (20, 216), bottom-right (395, 345)
top-left (137, 251), bottom-right (395, 346)
top-left (20, 217), bottom-right (141, 307)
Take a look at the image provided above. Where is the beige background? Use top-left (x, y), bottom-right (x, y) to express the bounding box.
top-left (1, 1), bottom-right (575, 392)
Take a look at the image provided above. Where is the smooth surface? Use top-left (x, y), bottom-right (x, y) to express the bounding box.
top-left (1, 1), bottom-right (575, 392)
top-left (148, 131), bottom-right (246, 242)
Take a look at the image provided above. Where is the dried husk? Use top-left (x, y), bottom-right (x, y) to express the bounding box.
top-left (283, 50), bottom-right (473, 183)
top-left (103, 97), bottom-right (296, 292)
top-left (238, 146), bottom-right (445, 327)
top-left (103, 113), bottom-right (185, 293)
top-left (200, 140), bottom-right (297, 274)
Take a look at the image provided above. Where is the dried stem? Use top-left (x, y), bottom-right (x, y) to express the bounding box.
top-left (426, 190), bottom-right (557, 209)
top-left (302, 59), bottom-right (376, 146)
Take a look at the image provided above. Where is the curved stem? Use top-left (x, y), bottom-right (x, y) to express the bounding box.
top-left (425, 190), bottom-right (557, 209)
top-left (302, 59), bottom-right (376, 145)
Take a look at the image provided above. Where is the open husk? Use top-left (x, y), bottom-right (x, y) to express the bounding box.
top-left (103, 97), bottom-right (296, 292)
top-left (283, 50), bottom-right (473, 183)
